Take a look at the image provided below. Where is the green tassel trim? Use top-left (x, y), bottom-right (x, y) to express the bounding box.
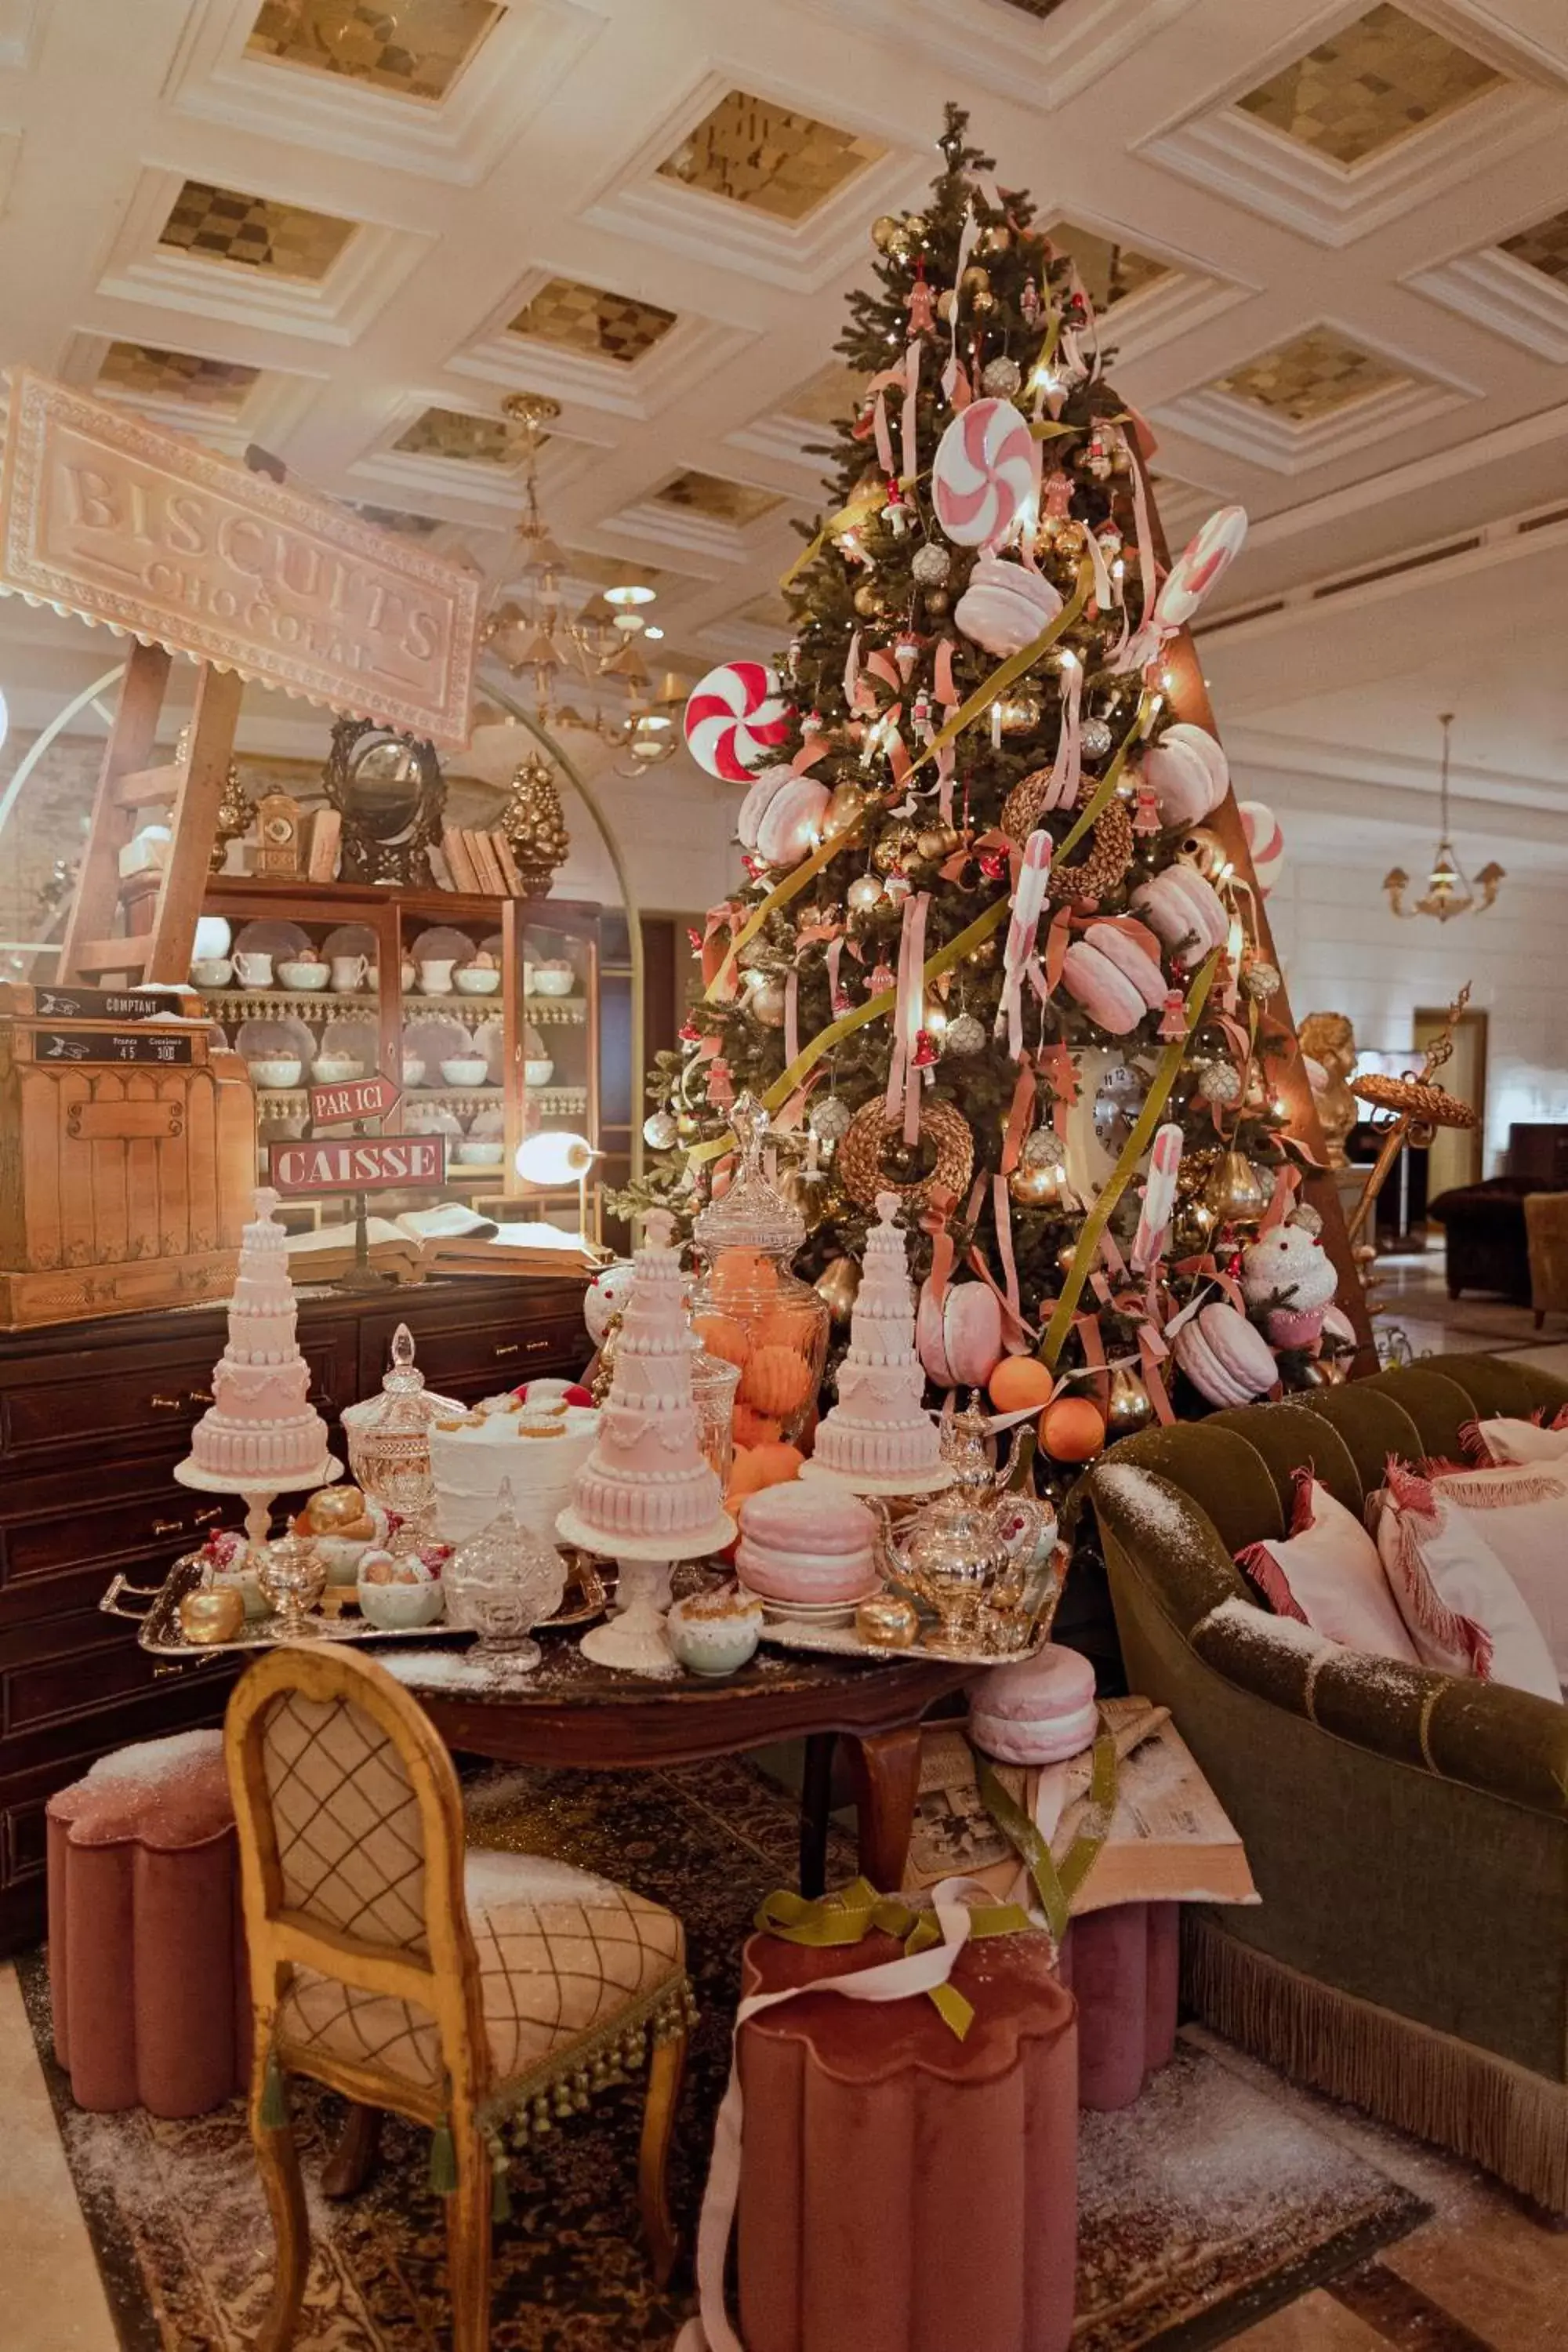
top-left (259, 2052), bottom-right (289, 2131)
top-left (429, 2117), bottom-right (459, 2196)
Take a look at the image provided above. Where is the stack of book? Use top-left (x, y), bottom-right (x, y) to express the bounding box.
top-left (285, 1205), bottom-right (602, 1285)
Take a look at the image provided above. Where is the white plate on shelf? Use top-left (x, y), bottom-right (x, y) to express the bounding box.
top-left (480, 1022), bottom-right (507, 1084)
top-left (320, 1018), bottom-right (379, 1067)
top-left (235, 1015), bottom-right (316, 1065)
top-left (402, 1016), bottom-right (472, 1072)
top-left (320, 923), bottom-right (378, 963)
top-left (404, 1105), bottom-right (464, 1137)
top-left (467, 1104), bottom-right (506, 1138)
top-left (411, 925), bottom-right (480, 967)
top-left (481, 932), bottom-right (504, 960)
top-left (234, 920), bottom-right (311, 961)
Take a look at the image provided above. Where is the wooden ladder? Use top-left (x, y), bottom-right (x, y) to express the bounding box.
top-left (56, 641), bottom-right (245, 987)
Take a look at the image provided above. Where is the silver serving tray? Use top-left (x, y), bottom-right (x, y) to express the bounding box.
top-left (756, 1615), bottom-right (1052, 1668)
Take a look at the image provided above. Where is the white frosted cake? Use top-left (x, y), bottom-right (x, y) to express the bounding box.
top-left (812, 1193), bottom-right (943, 1483)
top-left (431, 1387), bottom-right (600, 1544)
top-left (183, 1189), bottom-right (332, 1487)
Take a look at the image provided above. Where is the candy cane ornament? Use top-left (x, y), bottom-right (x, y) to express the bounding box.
top-left (1131, 1123), bottom-right (1184, 1272)
top-left (932, 397), bottom-right (1039, 548)
top-left (683, 662), bottom-right (792, 782)
top-left (1239, 800), bottom-right (1284, 896)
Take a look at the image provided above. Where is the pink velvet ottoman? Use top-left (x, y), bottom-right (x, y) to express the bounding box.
top-left (1058, 1902), bottom-right (1178, 2113)
top-left (736, 1927), bottom-right (1078, 2352)
top-left (47, 1729), bottom-right (249, 2118)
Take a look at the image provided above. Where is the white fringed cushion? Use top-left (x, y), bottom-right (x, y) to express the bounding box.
top-left (1410, 1456), bottom-right (1568, 1692)
top-left (1236, 1473), bottom-right (1417, 1664)
top-left (1370, 1461), bottom-right (1560, 1701)
top-left (275, 1850), bottom-right (684, 2093)
top-left (1465, 1409), bottom-right (1568, 1467)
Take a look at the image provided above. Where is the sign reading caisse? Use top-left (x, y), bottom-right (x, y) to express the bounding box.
top-left (307, 1072), bottom-right (401, 1130)
top-left (0, 372), bottom-right (479, 747)
top-left (270, 1136), bottom-right (445, 1195)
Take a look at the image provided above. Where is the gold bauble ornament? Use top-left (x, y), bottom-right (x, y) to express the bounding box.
top-left (924, 587), bottom-right (950, 616)
top-left (903, 212), bottom-right (930, 241)
top-left (853, 579), bottom-right (888, 619)
top-left (873, 822), bottom-right (922, 876)
top-left (1299, 1356), bottom-right (1348, 1389)
top-left (916, 822), bottom-right (960, 862)
top-left (870, 214), bottom-right (904, 252)
top-left (960, 265), bottom-right (992, 298)
top-left (967, 935), bottom-right (1001, 970)
top-left (1056, 1240), bottom-right (1080, 1276)
top-left (971, 289), bottom-right (998, 316)
top-left (1204, 1149), bottom-right (1270, 1224)
top-left (822, 781), bottom-right (869, 840)
top-left (750, 979), bottom-right (789, 1028)
top-left (501, 753), bottom-right (571, 895)
top-left (1176, 826), bottom-right (1229, 883)
top-left (856, 1592), bottom-right (920, 1649)
top-left (180, 1586), bottom-right (245, 1645)
top-left (1009, 1157), bottom-right (1073, 1210)
top-left (815, 1256), bottom-right (862, 1327)
top-left (978, 223), bottom-right (1012, 255)
top-left (846, 872), bottom-right (884, 913)
top-left (777, 1162), bottom-right (832, 1232)
top-left (936, 288), bottom-right (957, 322)
top-left (1106, 1364), bottom-right (1154, 1436)
top-left (1054, 521), bottom-right (1088, 561)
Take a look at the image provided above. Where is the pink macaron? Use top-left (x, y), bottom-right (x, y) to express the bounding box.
top-left (1131, 865), bottom-right (1229, 970)
top-left (1141, 724), bottom-right (1228, 826)
top-left (1061, 931), bottom-right (1158, 1035)
top-left (917, 1278), bottom-right (1004, 1389)
top-left (1172, 1300), bottom-right (1278, 1408)
top-left (969, 1643), bottom-right (1099, 1765)
top-left (736, 1481), bottom-right (880, 1603)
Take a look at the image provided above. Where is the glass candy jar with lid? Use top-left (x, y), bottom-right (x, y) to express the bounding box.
top-left (340, 1323), bottom-right (464, 1523)
top-left (689, 1094), bottom-right (829, 1451)
top-left (444, 1479), bottom-right (566, 1666)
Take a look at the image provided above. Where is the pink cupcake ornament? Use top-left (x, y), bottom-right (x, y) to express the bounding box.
top-left (1241, 1224), bottom-right (1338, 1350)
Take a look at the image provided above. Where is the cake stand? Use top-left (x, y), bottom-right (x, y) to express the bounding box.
top-left (554, 1512), bottom-right (735, 1678)
top-left (174, 1456), bottom-right (343, 1633)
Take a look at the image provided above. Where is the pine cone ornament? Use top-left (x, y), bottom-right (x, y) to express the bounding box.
top-left (502, 753), bottom-right (570, 895)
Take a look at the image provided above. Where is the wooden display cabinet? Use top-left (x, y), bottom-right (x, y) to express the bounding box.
top-left (198, 880), bottom-right (602, 1229)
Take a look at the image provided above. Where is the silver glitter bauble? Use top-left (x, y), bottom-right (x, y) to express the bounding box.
top-left (1289, 1201), bottom-right (1324, 1237)
top-left (911, 543), bottom-right (952, 587)
top-left (1080, 717), bottom-right (1113, 760)
top-left (1194, 1059), bottom-right (1243, 1107)
top-left (942, 1011), bottom-right (987, 1058)
top-left (980, 356), bottom-right (1022, 399)
top-left (1240, 960), bottom-right (1283, 1003)
top-left (1020, 1127), bottom-right (1067, 1171)
top-left (642, 1109), bottom-right (679, 1151)
top-left (809, 1094), bottom-right (853, 1144)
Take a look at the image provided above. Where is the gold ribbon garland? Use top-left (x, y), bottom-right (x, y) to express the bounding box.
top-left (1038, 947), bottom-right (1220, 1370)
top-left (755, 1876), bottom-right (1035, 2039)
top-left (975, 1733), bottom-right (1120, 1946)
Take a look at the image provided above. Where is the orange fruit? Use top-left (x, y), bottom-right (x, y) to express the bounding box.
top-left (988, 1356), bottom-right (1056, 1414)
top-left (694, 1312), bottom-right (749, 1370)
top-left (733, 1402), bottom-right (783, 1449)
top-left (747, 1440), bottom-right (805, 1490)
top-left (742, 1341), bottom-right (814, 1418)
top-left (1039, 1395), bottom-right (1107, 1463)
top-left (710, 1248), bottom-right (778, 1302)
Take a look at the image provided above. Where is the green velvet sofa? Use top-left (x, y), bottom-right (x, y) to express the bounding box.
top-left (1085, 1352), bottom-right (1568, 2213)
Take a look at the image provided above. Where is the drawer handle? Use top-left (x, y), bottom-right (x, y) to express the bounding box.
top-left (493, 1343), bottom-right (520, 1359)
top-left (187, 1388), bottom-right (213, 1406)
top-left (151, 1517), bottom-right (184, 1536)
top-left (193, 1504), bottom-right (223, 1526)
top-left (149, 1393), bottom-right (186, 1410)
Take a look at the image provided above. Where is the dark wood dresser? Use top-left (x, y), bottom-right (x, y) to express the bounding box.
top-left (0, 1272), bottom-right (590, 1953)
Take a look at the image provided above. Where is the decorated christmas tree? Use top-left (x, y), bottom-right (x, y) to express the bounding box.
top-left (629, 107), bottom-right (1367, 1453)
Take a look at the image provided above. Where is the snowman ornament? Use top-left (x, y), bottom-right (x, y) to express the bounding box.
top-left (1240, 1223), bottom-right (1338, 1351)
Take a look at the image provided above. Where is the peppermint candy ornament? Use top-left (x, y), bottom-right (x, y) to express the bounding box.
top-left (932, 397), bottom-right (1038, 548)
top-left (1240, 799), bottom-right (1284, 896)
top-left (684, 661), bottom-right (791, 782)
top-left (1152, 505), bottom-right (1249, 632)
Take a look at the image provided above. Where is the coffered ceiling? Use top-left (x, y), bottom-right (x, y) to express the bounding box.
top-left (2, 0), bottom-right (1568, 878)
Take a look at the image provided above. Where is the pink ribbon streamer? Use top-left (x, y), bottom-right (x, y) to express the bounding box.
top-left (843, 629), bottom-right (862, 710)
top-left (992, 1173), bottom-right (1027, 1347)
top-left (884, 890), bottom-right (931, 1146)
top-left (873, 388), bottom-right (896, 478)
top-left (942, 203), bottom-right (979, 401)
top-left (674, 1883), bottom-right (989, 2352)
top-left (901, 337), bottom-right (922, 481)
top-left (996, 828), bottom-right (1054, 1060)
top-left (1041, 660), bottom-right (1083, 811)
top-left (826, 937), bottom-right (848, 1014)
top-left (936, 740), bottom-right (956, 826)
top-left (783, 969), bottom-right (800, 1071)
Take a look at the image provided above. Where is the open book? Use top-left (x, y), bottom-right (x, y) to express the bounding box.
top-left (285, 1206), bottom-right (602, 1284)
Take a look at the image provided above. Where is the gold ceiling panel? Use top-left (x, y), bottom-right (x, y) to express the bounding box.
top-left (1501, 209), bottom-right (1568, 287)
top-left (1043, 219), bottom-right (1171, 310)
top-left (509, 277), bottom-right (677, 365)
top-left (655, 470), bottom-right (782, 525)
top-left (782, 361), bottom-right (866, 428)
top-left (96, 340), bottom-right (259, 412)
top-left (658, 90), bottom-right (882, 222)
top-left (1211, 327), bottom-right (1411, 423)
top-left (395, 405), bottom-right (518, 465)
top-left (158, 177), bottom-right (355, 281)
top-left (1236, 5), bottom-right (1503, 167)
top-left (246, 0), bottom-right (499, 102)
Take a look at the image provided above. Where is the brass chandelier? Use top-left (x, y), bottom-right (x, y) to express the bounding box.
top-left (1384, 712), bottom-right (1504, 924)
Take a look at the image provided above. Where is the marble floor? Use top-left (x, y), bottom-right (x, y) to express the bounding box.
top-left (2, 1252), bottom-right (1561, 2351)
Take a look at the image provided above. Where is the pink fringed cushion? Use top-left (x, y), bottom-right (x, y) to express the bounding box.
top-left (1235, 1472), bottom-right (1417, 1663)
top-left (1409, 1452), bottom-right (1568, 1692)
top-left (1369, 1460), bottom-right (1560, 1700)
top-left (1463, 1407), bottom-right (1568, 1468)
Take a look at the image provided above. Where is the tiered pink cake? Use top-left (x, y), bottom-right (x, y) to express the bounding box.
top-left (559, 1210), bottom-right (731, 1551)
top-left (183, 1189), bottom-right (333, 1486)
top-left (812, 1192), bottom-right (944, 1484)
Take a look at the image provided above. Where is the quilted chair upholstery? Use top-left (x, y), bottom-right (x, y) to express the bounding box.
top-left (227, 1646), bottom-right (694, 2352)
top-left (1085, 1354), bottom-right (1568, 2215)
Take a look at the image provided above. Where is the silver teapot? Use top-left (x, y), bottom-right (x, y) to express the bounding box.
top-left (874, 1394), bottom-right (1054, 1654)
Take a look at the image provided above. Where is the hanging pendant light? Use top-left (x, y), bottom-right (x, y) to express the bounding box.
top-left (1384, 713), bottom-right (1504, 922)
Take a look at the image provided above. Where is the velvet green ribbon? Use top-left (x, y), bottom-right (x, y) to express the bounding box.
top-left (756, 1877), bottom-right (1034, 2039)
top-left (975, 1731), bottom-right (1120, 1945)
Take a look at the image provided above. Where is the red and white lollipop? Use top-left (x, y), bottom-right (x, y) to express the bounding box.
top-left (932, 397), bottom-right (1038, 549)
top-left (1152, 505), bottom-right (1249, 632)
top-left (1239, 800), bottom-right (1283, 896)
top-left (684, 662), bottom-right (791, 782)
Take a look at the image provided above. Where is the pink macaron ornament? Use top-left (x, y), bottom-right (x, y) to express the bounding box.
top-left (969, 1642), bottom-right (1100, 1766)
top-left (735, 1480), bottom-right (880, 1606)
top-left (1140, 724), bottom-right (1228, 827)
top-left (1131, 865), bottom-right (1229, 971)
top-left (916, 1278), bottom-right (1005, 1390)
top-left (953, 551), bottom-right (1063, 655)
top-left (931, 397), bottom-right (1039, 548)
top-left (754, 775), bottom-right (830, 869)
top-left (1172, 1300), bottom-right (1278, 1409)
top-left (736, 764), bottom-right (795, 851)
top-left (683, 661), bottom-right (791, 782)
top-left (1059, 924), bottom-right (1167, 1036)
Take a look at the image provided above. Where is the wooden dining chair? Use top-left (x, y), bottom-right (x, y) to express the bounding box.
top-left (225, 1643), bottom-right (694, 2352)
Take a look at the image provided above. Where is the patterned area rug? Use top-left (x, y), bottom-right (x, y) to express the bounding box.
top-left (19, 1755), bottom-right (1426, 2350)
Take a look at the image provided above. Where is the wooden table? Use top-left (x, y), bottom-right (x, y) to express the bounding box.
top-left (407, 1633), bottom-right (982, 1897)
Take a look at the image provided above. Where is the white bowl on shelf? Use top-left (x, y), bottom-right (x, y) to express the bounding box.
top-left (454, 964), bottom-right (502, 996)
top-left (310, 1055), bottom-right (365, 1084)
top-left (531, 962), bottom-right (575, 997)
top-left (401, 1057), bottom-right (426, 1089)
top-left (524, 1057), bottom-right (554, 1087)
top-left (277, 960), bottom-right (330, 992)
top-left (455, 1139), bottom-right (504, 1167)
top-left (248, 1056), bottom-right (303, 1089)
top-left (357, 1575), bottom-right (446, 1631)
top-left (440, 1057), bottom-right (489, 1087)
